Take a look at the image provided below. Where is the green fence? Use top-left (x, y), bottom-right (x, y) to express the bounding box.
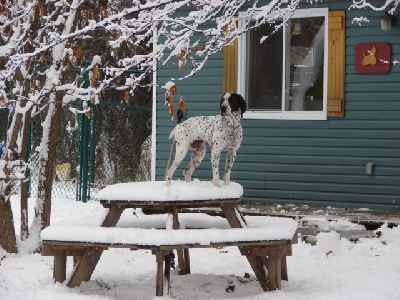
top-left (1, 67), bottom-right (152, 201)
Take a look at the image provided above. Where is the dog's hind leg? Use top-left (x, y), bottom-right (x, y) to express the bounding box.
top-left (165, 141), bottom-right (189, 187)
top-left (223, 149), bottom-right (236, 185)
top-left (183, 140), bottom-right (206, 183)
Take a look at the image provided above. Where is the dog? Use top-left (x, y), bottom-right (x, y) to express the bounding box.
top-left (165, 92), bottom-right (247, 187)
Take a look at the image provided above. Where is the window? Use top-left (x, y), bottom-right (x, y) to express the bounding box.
top-left (238, 8), bottom-right (329, 120)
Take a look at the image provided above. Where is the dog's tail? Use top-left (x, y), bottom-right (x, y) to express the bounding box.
top-left (169, 127), bottom-right (176, 140)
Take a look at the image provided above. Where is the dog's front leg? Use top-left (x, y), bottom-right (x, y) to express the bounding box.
top-left (211, 147), bottom-right (222, 187)
top-left (223, 149), bottom-right (236, 185)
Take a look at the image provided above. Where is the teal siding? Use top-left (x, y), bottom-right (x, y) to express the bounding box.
top-left (155, 0), bottom-right (400, 211)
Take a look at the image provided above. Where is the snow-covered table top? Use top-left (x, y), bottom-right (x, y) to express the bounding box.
top-left (96, 180), bottom-right (243, 203)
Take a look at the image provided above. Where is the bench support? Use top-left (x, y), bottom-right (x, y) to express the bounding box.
top-left (221, 204), bottom-right (287, 291)
top-left (53, 250), bottom-right (66, 283)
top-left (155, 250), bottom-right (173, 296)
top-left (67, 206), bottom-right (124, 287)
top-left (68, 247), bottom-right (105, 287)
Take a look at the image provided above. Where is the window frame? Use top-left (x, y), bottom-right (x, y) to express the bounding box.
top-left (238, 8), bottom-right (329, 120)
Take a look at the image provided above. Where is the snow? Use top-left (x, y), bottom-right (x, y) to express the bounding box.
top-left (1, 181), bottom-right (400, 299)
top-left (41, 225), bottom-right (296, 247)
top-left (97, 180), bottom-right (243, 201)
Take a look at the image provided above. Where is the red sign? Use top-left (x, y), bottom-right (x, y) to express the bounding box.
top-left (354, 43), bottom-right (391, 74)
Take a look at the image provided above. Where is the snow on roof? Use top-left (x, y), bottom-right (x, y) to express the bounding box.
top-left (96, 180), bottom-right (243, 202)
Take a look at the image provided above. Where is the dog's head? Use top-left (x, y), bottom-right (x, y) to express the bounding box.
top-left (220, 92), bottom-right (247, 118)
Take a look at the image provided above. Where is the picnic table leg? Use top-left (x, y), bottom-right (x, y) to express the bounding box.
top-left (183, 248), bottom-right (190, 274)
top-left (164, 251), bottom-right (172, 294)
top-left (156, 250), bottom-right (165, 296)
top-left (172, 208), bottom-right (188, 275)
top-left (67, 247), bottom-right (105, 288)
top-left (101, 206), bottom-right (125, 227)
top-left (53, 250), bottom-right (66, 283)
top-left (221, 204), bottom-right (270, 291)
top-left (263, 255), bottom-right (282, 290)
top-left (220, 204), bottom-right (246, 228)
top-left (281, 256), bottom-right (288, 281)
top-left (68, 206), bottom-right (125, 287)
top-left (73, 256), bottom-right (80, 267)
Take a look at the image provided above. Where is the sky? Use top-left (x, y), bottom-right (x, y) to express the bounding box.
top-left (1, 180), bottom-right (400, 300)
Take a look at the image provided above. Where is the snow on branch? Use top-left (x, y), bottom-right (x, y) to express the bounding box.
top-left (0, 0), bottom-right (304, 96)
top-left (350, 0), bottom-right (400, 14)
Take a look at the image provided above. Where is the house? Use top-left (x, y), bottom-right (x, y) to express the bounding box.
top-left (153, 0), bottom-right (400, 211)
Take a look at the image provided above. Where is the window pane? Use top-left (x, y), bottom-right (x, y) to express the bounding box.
top-left (285, 17), bottom-right (325, 111)
top-left (248, 21), bottom-right (283, 110)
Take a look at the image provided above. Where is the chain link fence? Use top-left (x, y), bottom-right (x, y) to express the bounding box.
top-left (1, 92), bottom-right (152, 200)
top-left (28, 106), bottom-right (82, 199)
top-left (89, 101), bottom-right (152, 197)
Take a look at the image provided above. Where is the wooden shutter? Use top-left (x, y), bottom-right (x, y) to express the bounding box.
top-left (223, 39), bottom-right (238, 94)
top-left (328, 11), bottom-right (346, 118)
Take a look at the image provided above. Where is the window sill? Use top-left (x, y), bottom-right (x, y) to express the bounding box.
top-left (243, 111), bottom-right (327, 121)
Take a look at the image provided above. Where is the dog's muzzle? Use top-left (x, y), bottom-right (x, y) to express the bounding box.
top-left (220, 105), bottom-right (227, 117)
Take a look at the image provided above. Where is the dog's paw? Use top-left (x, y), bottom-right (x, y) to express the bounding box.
top-left (212, 178), bottom-right (221, 187)
top-left (165, 179), bottom-right (171, 187)
top-left (183, 170), bottom-right (192, 183)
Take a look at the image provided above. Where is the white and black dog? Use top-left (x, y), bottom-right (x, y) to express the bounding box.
top-left (165, 92), bottom-right (247, 187)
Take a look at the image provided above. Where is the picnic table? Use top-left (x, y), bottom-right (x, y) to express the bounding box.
top-left (41, 180), bottom-right (297, 296)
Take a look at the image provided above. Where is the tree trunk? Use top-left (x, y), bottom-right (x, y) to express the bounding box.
top-left (8, 69), bottom-right (34, 240)
top-left (35, 91), bottom-right (63, 230)
top-left (0, 190), bottom-right (18, 253)
top-left (19, 108), bottom-right (32, 240)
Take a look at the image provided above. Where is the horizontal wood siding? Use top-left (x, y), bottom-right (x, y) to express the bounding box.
top-left (156, 0), bottom-right (400, 211)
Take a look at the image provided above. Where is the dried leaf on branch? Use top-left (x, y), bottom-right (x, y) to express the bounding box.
top-left (71, 45), bottom-right (84, 59)
top-left (90, 65), bottom-right (100, 88)
top-left (0, 95), bottom-right (7, 108)
top-left (125, 90), bottom-right (130, 103)
top-left (178, 96), bottom-right (187, 115)
top-left (164, 82), bottom-right (177, 120)
top-left (176, 49), bottom-right (191, 71)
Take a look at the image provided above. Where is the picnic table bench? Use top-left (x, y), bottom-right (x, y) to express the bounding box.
top-left (41, 181), bottom-right (298, 296)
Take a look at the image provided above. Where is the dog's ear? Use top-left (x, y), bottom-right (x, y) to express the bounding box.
top-left (228, 93), bottom-right (247, 118)
top-left (238, 94), bottom-right (247, 118)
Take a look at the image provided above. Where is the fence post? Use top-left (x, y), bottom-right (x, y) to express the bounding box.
top-left (77, 63), bottom-right (91, 202)
top-left (90, 105), bottom-right (96, 186)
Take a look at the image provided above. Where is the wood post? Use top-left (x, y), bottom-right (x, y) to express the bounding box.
top-left (155, 250), bottom-right (165, 296)
top-left (68, 206), bottom-right (125, 285)
top-left (164, 251), bottom-right (172, 294)
top-left (281, 256), bottom-right (288, 281)
top-left (222, 204), bottom-right (275, 291)
top-left (67, 247), bottom-right (104, 287)
top-left (53, 250), bottom-right (66, 283)
top-left (172, 207), bottom-right (188, 275)
top-left (101, 206), bottom-right (124, 227)
top-left (266, 255), bottom-right (282, 290)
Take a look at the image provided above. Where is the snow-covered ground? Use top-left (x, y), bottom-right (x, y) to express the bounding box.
top-left (1, 194), bottom-right (400, 299)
